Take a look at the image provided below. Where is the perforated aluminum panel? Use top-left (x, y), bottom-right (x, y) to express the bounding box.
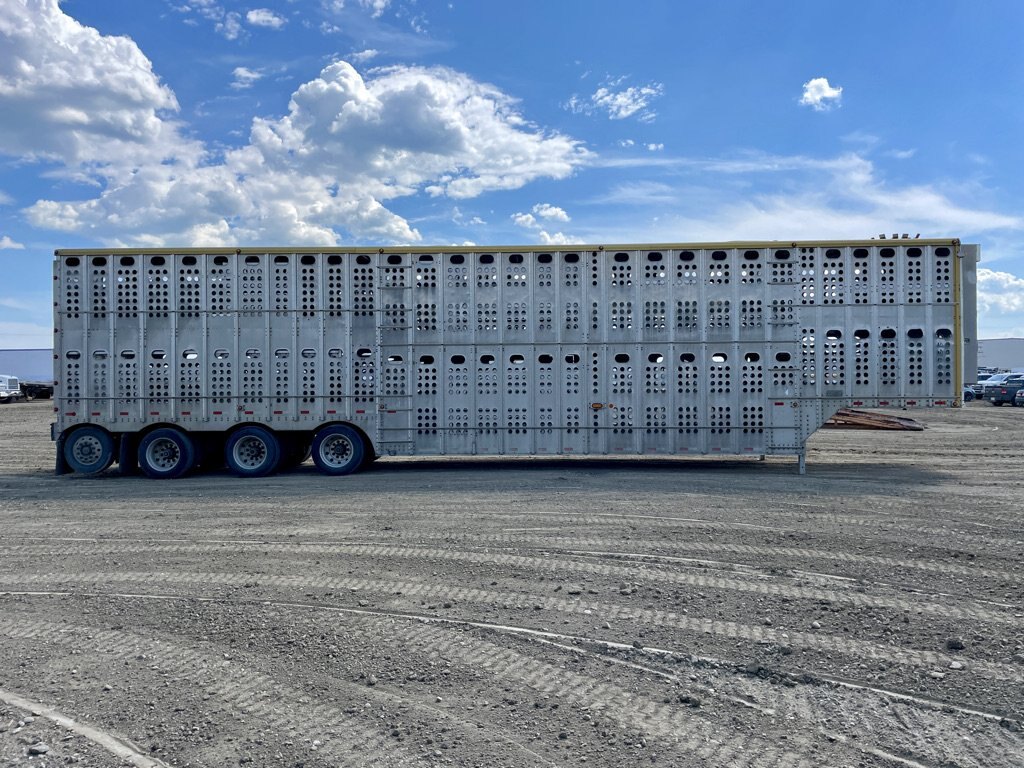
top-left (53, 241), bottom-right (974, 464)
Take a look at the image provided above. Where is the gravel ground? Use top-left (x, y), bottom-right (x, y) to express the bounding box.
top-left (0, 400), bottom-right (1021, 767)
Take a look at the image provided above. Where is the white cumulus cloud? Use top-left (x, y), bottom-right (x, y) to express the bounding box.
top-left (230, 66), bottom-right (263, 89)
top-left (0, 0), bottom-right (196, 176)
top-left (0, 235), bottom-right (25, 249)
top-left (800, 77), bottom-right (843, 111)
top-left (532, 203), bottom-right (570, 222)
top-left (246, 9), bottom-right (286, 29)
top-left (1, 4), bottom-right (589, 246)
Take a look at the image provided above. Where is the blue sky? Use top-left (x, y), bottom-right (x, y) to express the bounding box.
top-left (1, 0), bottom-right (1022, 348)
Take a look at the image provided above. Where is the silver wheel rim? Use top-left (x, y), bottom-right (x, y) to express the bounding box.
top-left (320, 434), bottom-right (354, 469)
top-left (71, 434), bottom-right (104, 467)
top-left (232, 435), bottom-right (268, 470)
top-left (145, 437), bottom-right (181, 471)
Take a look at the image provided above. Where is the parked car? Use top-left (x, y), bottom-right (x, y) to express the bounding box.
top-left (985, 374), bottom-right (1024, 405)
top-left (1015, 388), bottom-right (1024, 407)
top-left (970, 373), bottom-right (995, 397)
top-left (963, 386), bottom-right (975, 402)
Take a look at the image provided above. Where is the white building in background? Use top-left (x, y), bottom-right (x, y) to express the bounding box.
top-left (0, 348), bottom-right (51, 380)
top-left (977, 338), bottom-right (1024, 371)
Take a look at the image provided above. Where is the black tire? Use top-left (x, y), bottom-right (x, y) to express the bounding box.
top-left (137, 427), bottom-right (196, 479)
top-left (63, 426), bottom-right (115, 475)
top-left (225, 426), bottom-right (281, 477)
top-left (311, 425), bottom-right (365, 476)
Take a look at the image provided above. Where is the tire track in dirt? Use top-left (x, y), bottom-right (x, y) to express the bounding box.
top-left (0, 687), bottom-right (171, 768)
top-left (0, 542), bottom-right (1013, 626)
top-left (2, 572), bottom-right (1019, 686)
top-left (0, 615), bottom-right (556, 768)
top-left (3, 535), bottom-right (1019, 585)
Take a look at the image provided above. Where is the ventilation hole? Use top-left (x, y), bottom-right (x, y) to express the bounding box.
top-left (854, 329), bottom-right (870, 340)
top-left (744, 250), bottom-right (760, 260)
top-left (356, 254), bottom-right (371, 264)
top-left (451, 354), bottom-right (466, 364)
top-left (509, 354), bottom-right (525, 364)
top-left (853, 248), bottom-right (869, 258)
top-left (181, 349), bottom-right (198, 360)
top-left (387, 354), bottom-right (403, 363)
top-left (538, 354), bottom-right (553, 364)
top-left (214, 255), bottom-right (229, 266)
top-left (907, 247), bottom-right (922, 258)
top-left (274, 348), bottom-right (290, 359)
top-left (450, 254), bottom-right (464, 264)
top-left (825, 248), bottom-right (841, 258)
top-left (150, 256), bottom-right (165, 267)
top-left (647, 252), bottom-right (663, 261)
top-left (881, 328), bottom-right (897, 339)
top-left (418, 254), bottom-right (434, 262)
top-left (744, 352), bottom-right (760, 362)
top-left (120, 350), bottom-right (137, 360)
top-left (214, 349), bottom-right (229, 360)
top-left (648, 353), bottom-right (664, 363)
top-left (66, 257), bottom-right (80, 267)
top-left (679, 251), bottom-right (695, 262)
top-left (327, 348), bottom-right (343, 358)
top-left (826, 329), bottom-right (842, 340)
top-left (300, 254), bottom-right (315, 265)
top-left (327, 254), bottom-right (342, 265)
top-left (565, 354), bottom-right (581, 364)
top-left (880, 247), bottom-right (896, 258)
top-left (151, 349), bottom-right (167, 360)
top-left (936, 247), bottom-right (950, 257)
top-left (538, 253), bottom-right (552, 263)
top-left (936, 328), bottom-right (952, 339)
top-left (564, 253), bottom-right (579, 263)
top-left (301, 348), bottom-right (316, 358)
top-left (711, 352), bottom-right (728, 363)
top-left (387, 254), bottom-right (401, 265)
top-left (356, 348), bottom-right (372, 358)
top-left (245, 256), bottom-right (260, 265)
top-left (614, 353), bottom-right (630, 363)
top-left (907, 328), bottom-right (924, 339)
top-left (509, 254), bottom-right (524, 264)
top-left (92, 349), bottom-right (109, 359)
top-left (614, 252), bottom-right (629, 262)
top-left (480, 354), bottom-right (495, 364)
top-left (774, 250), bottom-right (790, 260)
top-left (272, 255), bottom-right (288, 264)
top-left (680, 353), bottom-right (696, 363)
top-left (479, 254), bottom-right (494, 264)
top-left (91, 257), bottom-right (107, 267)
top-left (711, 250), bottom-right (727, 261)
top-left (419, 355), bottom-right (435, 364)
top-left (775, 352), bottom-right (792, 363)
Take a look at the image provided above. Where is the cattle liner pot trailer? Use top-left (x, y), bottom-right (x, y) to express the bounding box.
top-left (51, 240), bottom-right (978, 478)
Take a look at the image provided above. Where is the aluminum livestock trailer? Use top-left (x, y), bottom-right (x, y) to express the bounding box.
top-left (52, 240), bottom-right (978, 477)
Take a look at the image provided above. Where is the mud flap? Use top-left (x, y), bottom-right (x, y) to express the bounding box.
top-left (55, 431), bottom-right (70, 475)
top-left (117, 433), bottom-right (138, 475)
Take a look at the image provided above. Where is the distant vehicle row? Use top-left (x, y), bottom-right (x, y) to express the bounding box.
top-left (0, 376), bottom-right (54, 403)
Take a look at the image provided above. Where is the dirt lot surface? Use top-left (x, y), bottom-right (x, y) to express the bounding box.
top-left (0, 400), bottom-right (1021, 767)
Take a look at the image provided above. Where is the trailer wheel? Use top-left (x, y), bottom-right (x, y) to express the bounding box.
top-left (312, 425), bottom-right (365, 475)
top-left (225, 426), bottom-right (281, 477)
top-left (63, 426), bottom-right (115, 475)
top-left (138, 427), bottom-right (196, 479)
